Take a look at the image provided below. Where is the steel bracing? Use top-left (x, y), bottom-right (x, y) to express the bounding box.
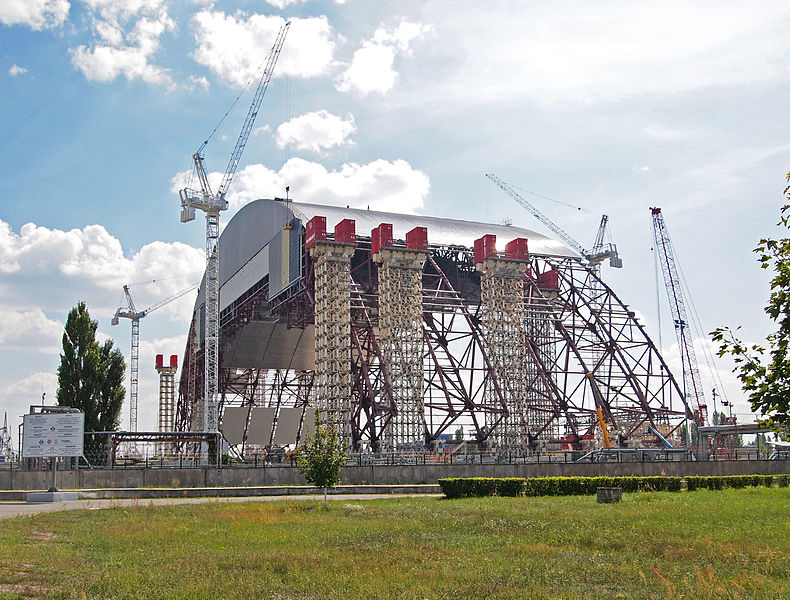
top-left (176, 236), bottom-right (691, 453)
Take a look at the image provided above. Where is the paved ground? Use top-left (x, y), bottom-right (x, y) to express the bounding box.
top-left (0, 493), bottom-right (442, 520)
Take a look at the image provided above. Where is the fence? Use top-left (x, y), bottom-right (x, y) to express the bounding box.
top-left (1, 432), bottom-right (788, 471)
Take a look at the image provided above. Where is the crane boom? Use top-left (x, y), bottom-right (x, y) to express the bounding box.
top-left (650, 207), bottom-right (707, 426)
top-left (218, 22), bottom-right (289, 201)
top-left (112, 283), bottom-right (199, 433)
top-left (486, 173), bottom-right (587, 256)
top-left (178, 22), bottom-right (290, 453)
top-left (485, 173), bottom-right (622, 268)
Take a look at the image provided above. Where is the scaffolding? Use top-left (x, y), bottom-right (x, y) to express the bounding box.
top-left (479, 257), bottom-right (530, 452)
top-left (156, 355), bottom-right (178, 455)
top-left (377, 247), bottom-right (427, 450)
top-left (311, 241), bottom-right (355, 446)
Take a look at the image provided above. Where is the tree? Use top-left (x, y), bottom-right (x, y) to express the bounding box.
top-left (57, 302), bottom-right (125, 460)
top-left (297, 411), bottom-right (346, 508)
top-left (711, 172), bottom-right (790, 435)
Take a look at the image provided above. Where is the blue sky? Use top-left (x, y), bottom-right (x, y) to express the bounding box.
top-left (2, 0), bottom-right (789, 439)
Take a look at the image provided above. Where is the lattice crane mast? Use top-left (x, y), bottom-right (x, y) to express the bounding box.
top-left (650, 207), bottom-right (707, 426)
top-left (178, 22), bottom-right (290, 438)
top-left (112, 283), bottom-right (199, 431)
top-left (485, 173), bottom-right (623, 268)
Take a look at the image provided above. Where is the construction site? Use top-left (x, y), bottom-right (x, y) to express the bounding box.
top-left (11, 21), bottom-right (773, 472)
top-left (109, 23), bottom-right (736, 467)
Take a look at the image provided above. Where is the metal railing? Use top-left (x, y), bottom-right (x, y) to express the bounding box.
top-left (2, 433), bottom-right (787, 470)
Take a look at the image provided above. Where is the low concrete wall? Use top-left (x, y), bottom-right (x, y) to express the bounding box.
top-left (1, 459), bottom-right (788, 490)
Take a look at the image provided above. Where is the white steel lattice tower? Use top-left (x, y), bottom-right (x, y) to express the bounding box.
top-left (156, 354), bottom-right (178, 455)
top-left (129, 318), bottom-right (140, 431)
top-left (524, 280), bottom-right (557, 439)
top-left (377, 248), bottom-right (426, 451)
top-left (311, 241), bottom-right (355, 445)
top-left (480, 257), bottom-right (530, 452)
top-left (204, 227), bottom-right (220, 435)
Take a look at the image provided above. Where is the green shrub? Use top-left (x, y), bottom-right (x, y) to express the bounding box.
top-left (684, 474), bottom-right (783, 491)
top-left (496, 478), bottom-right (526, 497)
top-left (440, 476), bottom-right (685, 499)
top-left (776, 474), bottom-right (790, 487)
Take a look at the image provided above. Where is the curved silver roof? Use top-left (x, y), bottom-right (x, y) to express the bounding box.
top-left (283, 200), bottom-right (577, 259)
top-left (197, 198), bottom-right (578, 309)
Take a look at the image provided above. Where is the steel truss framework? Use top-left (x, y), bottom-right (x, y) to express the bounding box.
top-left (177, 239), bottom-right (690, 453)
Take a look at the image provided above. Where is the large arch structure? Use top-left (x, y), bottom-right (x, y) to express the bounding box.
top-left (177, 199), bottom-right (689, 456)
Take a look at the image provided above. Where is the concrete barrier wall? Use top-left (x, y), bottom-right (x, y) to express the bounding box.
top-left (1, 459), bottom-right (788, 490)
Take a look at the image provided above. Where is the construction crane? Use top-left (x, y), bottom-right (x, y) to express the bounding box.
top-left (650, 207), bottom-right (707, 427)
top-left (485, 173), bottom-right (622, 268)
top-left (178, 22), bottom-right (290, 439)
top-left (0, 413), bottom-right (13, 461)
top-left (112, 283), bottom-right (199, 432)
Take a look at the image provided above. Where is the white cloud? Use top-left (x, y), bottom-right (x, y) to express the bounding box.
top-left (265, 0), bottom-right (306, 8)
top-left (275, 110), bottom-right (356, 154)
top-left (8, 64), bottom-right (28, 77)
top-left (0, 372), bottom-right (59, 425)
top-left (419, 0), bottom-right (790, 106)
top-left (0, 220), bottom-right (204, 308)
top-left (170, 157), bottom-right (430, 216)
top-left (336, 20), bottom-right (432, 96)
top-left (70, 0), bottom-right (174, 85)
top-left (0, 307), bottom-right (62, 352)
top-left (192, 11), bottom-right (338, 87)
top-left (186, 74), bottom-right (209, 91)
top-left (0, 0), bottom-right (69, 30)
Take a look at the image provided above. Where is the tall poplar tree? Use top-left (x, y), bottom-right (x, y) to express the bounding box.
top-left (57, 302), bottom-right (126, 439)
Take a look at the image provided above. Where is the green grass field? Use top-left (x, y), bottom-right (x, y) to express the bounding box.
top-left (0, 488), bottom-right (788, 599)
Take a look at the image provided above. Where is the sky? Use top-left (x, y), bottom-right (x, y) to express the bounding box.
top-left (2, 0), bottom-right (789, 444)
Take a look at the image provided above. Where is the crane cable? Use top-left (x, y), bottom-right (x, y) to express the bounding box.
top-left (508, 183), bottom-right (588, 212)
top-left (185, 52), bottom-right (274, 189)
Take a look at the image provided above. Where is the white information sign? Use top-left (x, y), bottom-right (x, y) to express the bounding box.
top-left (22, 413), bottom-right (84, 458)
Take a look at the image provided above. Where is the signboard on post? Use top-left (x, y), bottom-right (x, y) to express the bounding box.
top-left (22, 412), bottom-right (84, 458)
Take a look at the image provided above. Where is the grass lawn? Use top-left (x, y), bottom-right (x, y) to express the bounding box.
top-left (0, 488), bottom-right (787, 599)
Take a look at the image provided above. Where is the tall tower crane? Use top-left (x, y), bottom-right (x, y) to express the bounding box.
top-left (178, 22), bottom-right (290, 439)
top-left (112, 283), bottom-right (199, 431)
top-left (650, 207), bottom-right (707, 427)
top-left (0, 413), bottom-right (13, 460)
top-left (485, 173), bottom-right (623, 269)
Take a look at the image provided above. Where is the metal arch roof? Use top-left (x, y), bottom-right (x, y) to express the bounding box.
top-left (280, 200), bottom-right (578, 258)
top-left (196, 198), bottom-right (580, 309)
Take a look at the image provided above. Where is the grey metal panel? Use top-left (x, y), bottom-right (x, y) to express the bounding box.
top-left (220, 244), bottom-right (269, 312)
top-left (220, 322), bottom-right (314, 370)
top-left (246, 407), bottom-right (276, 445)
top-left (288, 220), bottom-right (303, 285)
top-left (268, 229), bottom-right (284, 299)
top-left (220, 406), bottom-right (248, 445)
top-left (272, 408), bottom-right (302, 445)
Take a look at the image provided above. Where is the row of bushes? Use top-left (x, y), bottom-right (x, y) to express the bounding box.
top-left (438, 475), bottom-right (789, 499)
top-left (685, 474), bottom-right (789, 490)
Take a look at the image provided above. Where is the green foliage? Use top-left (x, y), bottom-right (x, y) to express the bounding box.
top-left (296, 412), bottom-right (346, 504)
top-left (57, 302), bottom-right (125, 438)
top-left (685, 474), bottom-right (781, 491)
top-left (438, 476), bottom-right (683, 499)
top-left (710, 172), bottom-right (790, 434)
